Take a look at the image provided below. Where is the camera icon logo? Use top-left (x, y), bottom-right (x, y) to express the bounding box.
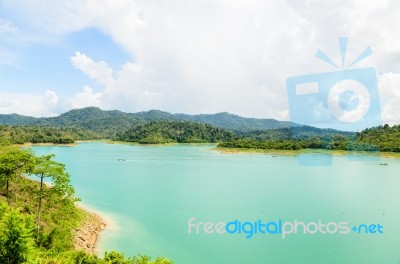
top-left (286, 37), bottom-right (382, 165)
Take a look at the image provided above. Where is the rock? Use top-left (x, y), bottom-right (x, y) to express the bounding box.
top-left (73, 210), bottom-right (107, 255)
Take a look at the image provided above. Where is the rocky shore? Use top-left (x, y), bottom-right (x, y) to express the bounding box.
top-left (74, 210), bottom-right (106, 254)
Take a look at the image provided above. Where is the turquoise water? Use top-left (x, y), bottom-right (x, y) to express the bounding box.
top-left (32, 143), bottom-right (400, 264)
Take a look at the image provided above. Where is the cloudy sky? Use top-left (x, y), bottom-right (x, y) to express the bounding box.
top-left (0, 0), bottom-right (400, 124)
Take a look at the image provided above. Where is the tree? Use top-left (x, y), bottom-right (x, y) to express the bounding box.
top-left (0, 147), bottom-right (34, 205)
top-left (31, 154), bottom-right (75, 241)
top-left (104, 251), bottom-right (128, 264)
top-left (12, 150), bottom-right (34, 204)
top-left (102, 252), bottom-right (174, 264)
top-left (0, 204), bottom-right (35, 264)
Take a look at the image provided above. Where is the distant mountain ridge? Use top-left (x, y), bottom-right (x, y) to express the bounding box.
top-left (0, 107), bottom-right (296, 133)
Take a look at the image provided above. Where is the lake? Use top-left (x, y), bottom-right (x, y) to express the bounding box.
top-left (32, 142), bottom-right (400, 264)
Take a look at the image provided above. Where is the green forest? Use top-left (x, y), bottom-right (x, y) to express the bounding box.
top-left (0, 125), bottom-right (100, 145)
top-left (218, 125), bottom-right (400, 152)
top-left (0, 144), bottom-right (173, 264)
top-left (357, 124), bottom-right (400, 152)
top-left (2, 122), bottom-right (400, 153)
top-left (1, 107), bottom-right (400, 152)
top-left (0, 107), bottom-right (294, 133)
top-left (116, 121), bottom-right (235, 144)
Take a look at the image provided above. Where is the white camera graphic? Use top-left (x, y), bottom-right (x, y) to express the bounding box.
top-left (287, 37), bottom-right (381, 132)
top-left (286, 37), bottom-right (382, 166)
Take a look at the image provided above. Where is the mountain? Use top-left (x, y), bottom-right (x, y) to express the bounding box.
top-left (0, 113), bottom-right (40, 125)
top-left (0, 107), bottom-right (364, 146)
top-left (0, 107), bottom-right (296, 133)
top-left (175, 112), bottom-right (295, 132)
top-left (1, 107), bottom-right (397, 151)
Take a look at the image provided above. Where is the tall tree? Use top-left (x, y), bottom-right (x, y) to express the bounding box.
top-left (31, 154), bottom-right (75, 241)
top-left (0, 147), bottom-right (34, 205)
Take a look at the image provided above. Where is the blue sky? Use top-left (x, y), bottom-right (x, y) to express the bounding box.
top-left (0, 0), bottom-right (400, 127)
top-left (1, 27), bottom-right (128, 95)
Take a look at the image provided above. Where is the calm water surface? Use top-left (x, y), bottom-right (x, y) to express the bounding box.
top-left (32, 143), bottom-right (400, 264)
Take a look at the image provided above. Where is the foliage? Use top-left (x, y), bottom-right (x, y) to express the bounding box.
top-left (218, 125), bottom-right (400, 152)
top-left (117, 121), bottom-right (236, 144)
top-left (2, 107), bottom-right (400, 152)
top-left (357, 124), bottom-right (400, 152)
top-left (24, 250), bottom-right (173, 264)
top-left (31, 154), bottom-right (76, 241)
top-left (0, 204), bottom-right (35, 264)
top-left (174, 112), bottom-right (294, 132)
top-left (239, 126), bottom-right (355, 141)
top-left (0, 125), bottom-right (100, 144)
top-left (0, 107), bottom-right (294, 135)
top-left (0, 147), bottom-right (34, 204)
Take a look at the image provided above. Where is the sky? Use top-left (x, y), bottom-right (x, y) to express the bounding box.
top-left (0, 0), bottom-right (400, 125)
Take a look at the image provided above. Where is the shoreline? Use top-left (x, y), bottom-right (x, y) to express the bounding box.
top-left (23, 140), bottom-right (400, 158)
top-left (74, 203), bottom-right (108, 255)
top-left (17, 142), bottom-right (78, 147)
top-left (83, 139), bottom-right (215, 147)
top-left (214, 147), bottom-right (400, 159)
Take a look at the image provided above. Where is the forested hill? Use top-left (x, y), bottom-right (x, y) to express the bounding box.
top-left (218, 125), bottom-right (400, 152)
top-left (117, 121), bottom-right (236, 144)
top-left (1, 107), bottom-right (399, 152)
top-left (0, 107), bottom-right (295, 133)
top-left (175, 112), bottom-right (295, 131)
top-left (357, 124), bottom-right (400, 152)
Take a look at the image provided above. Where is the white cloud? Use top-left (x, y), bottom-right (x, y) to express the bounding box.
top-left (59, 0), bottom-right (315, 118)
top-left (1, 0), bottom-right (400, 125)
top-left (70, 52), bottom-right (163, 112)
top-left (45, 90), bottom-right (58, 105)
top-left (0, 90), bottom-right (59, 117)
top-left (378, 72), bottom-right (400, 125)
top-left (72, 86), bottom-right (102, 109)
top-left (71, 52), bottom-right (114, 87)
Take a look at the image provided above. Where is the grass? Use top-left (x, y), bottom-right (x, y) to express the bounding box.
top-left (0, 176), bottom-right (86, 252)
